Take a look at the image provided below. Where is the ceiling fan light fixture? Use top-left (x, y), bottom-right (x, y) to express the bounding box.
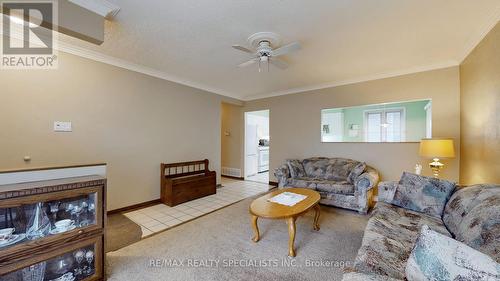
top-left (232, 32), bottom-right (300, 72)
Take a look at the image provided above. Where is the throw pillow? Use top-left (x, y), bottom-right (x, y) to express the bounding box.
top-left (442, 184), bottom-right (500, 262)
top-left (406, 225), bottom-right (500, 281)
top-left (286, 159), bottom-right (306, 178)
top-left (399, 172), bottom-right (456, 194)
top-left (390, 172), bottom-right (456, 218)
top-left (348, 162), bottom-right (366, 184)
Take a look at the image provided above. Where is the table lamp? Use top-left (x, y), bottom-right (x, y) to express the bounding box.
top-left (419, 138), bottom-right (455, 178)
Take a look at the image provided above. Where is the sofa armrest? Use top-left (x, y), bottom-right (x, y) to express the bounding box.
top-left (274, 164), bottom-right (290, 188)
top-left (377, 181), bottom-right (398, 204)
top-left (342, 272), bottom-right (403, 281)
top-left (354, 166), bottom-right (379, 192)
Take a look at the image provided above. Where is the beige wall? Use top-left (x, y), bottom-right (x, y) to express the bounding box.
top-left (460, 21), bottom-right (500, 184)
top-left (2, 33), bottom-right (482, 212)
top-left (221, 102), bottom-right (243, 173)
top-left (0, 51), bottom-right (240, 211)
top-left (244, 67), bottom-right (461, 182)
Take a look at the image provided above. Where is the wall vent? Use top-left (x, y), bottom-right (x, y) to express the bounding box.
top-left (221, 167), bottom-right (242, 178)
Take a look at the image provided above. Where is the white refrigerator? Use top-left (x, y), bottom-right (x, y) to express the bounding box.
top-left (245, 124), bottom-right (258, 177)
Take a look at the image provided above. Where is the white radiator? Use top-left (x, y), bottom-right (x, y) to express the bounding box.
top-left (221, 167), bottom-right (242, 178)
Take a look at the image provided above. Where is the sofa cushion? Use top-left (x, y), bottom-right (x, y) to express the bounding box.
top-left (384, 172), bottom-right (456, 218)
top-left (286, 178), bottom-right (318, 189)
top-left (319, 192), bottom-right (361, 211)
top-left (348, 162), bottom-right (366, 184)
top-left (406, 225), bottom-right (500, 281)
top-left (302, 157), bottom-right (330, 179)
top-left (286, 159), bottom-right (306, 178)
top-left (325, 158), bottom-right (360, 181)
top-left (443, 184), bottom-right (500, 262)
top-left (287, 178), bottom-right (355, 195)
top-left (302, 157), bottom-right (359, 180)
top-left (353, 202), bottom-right (450, 280)
top-left (316, 180), bottom-right (355, 195)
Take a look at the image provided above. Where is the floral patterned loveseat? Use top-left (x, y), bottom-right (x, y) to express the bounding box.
top-left (274, 157), bottom-right (379, 214)
top-left (342, 173), bottom-right (500, 281)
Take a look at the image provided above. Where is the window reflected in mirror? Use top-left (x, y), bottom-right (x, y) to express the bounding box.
top-left (321, 99), bottom-right (432, 143)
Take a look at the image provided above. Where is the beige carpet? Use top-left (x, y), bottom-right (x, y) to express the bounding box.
top-left (106, 197), bottom-right (368, 281)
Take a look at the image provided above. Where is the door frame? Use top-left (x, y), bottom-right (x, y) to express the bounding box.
top-left (244, 110), bottom-right (270, 181)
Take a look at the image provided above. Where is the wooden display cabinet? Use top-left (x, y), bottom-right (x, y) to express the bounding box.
top-left (0, 176), bottom-right (106, 281)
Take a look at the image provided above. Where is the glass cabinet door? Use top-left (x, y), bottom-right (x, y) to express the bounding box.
top-left (0, 187), bottom-right (102, 250)
top-left (0, 237), bottom-right (102, 281)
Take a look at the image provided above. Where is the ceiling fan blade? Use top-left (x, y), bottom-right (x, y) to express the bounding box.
top-left (270, 58), bottom-right (288, 69)
top-left (238, 57), bottom-right (259, 67)
top-left (232, 45), bottom-right (254, 54)
top-left (271, 42), bottom-right (301, 57)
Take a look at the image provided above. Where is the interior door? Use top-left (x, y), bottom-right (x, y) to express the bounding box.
top-left (245, 124), bottom-right (258, 177)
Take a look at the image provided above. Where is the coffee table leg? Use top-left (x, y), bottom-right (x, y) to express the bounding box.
top-left (251, 215), bottom-right (260, 242)
top-left (287, 217), bottom-right (297, 257)
top-left (313, 204), bottom-right (321, 231)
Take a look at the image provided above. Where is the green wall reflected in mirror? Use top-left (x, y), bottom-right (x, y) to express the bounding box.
top-left (321, 99), bottom-right (432, 143)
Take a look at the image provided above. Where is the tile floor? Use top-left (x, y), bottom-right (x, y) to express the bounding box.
top-left (246, 171), bottom-right (269, 184)
top-left (124, 177), bottom-right (272, 237)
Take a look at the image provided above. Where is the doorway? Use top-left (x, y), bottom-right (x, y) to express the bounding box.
top-left (244, 110), bottom-right (269, 184)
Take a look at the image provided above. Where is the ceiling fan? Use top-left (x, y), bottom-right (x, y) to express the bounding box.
top-left (232, 32), bottom-right (301, 72)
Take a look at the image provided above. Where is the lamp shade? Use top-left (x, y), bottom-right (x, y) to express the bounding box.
top-left (419, 138), bottom-right (455, 158)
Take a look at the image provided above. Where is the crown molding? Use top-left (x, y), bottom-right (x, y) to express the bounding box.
top-left (6, 31), bottom-right (461, 103)
top-left (57, 41), bottom-right (235, 97)
top-left (0, 21), bottom-right (235, 98)
top-left (457, 6), bottom-right (500, 63)
top-left (3, 6), bottom-right (498, 102)
top-left (56, 6), bottom-right (498, 103)
top-left (242, 60), bottom-right (459, 101)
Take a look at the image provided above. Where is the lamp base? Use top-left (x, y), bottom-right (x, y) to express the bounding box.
top-left (429, 158), bottom-right (444, 178)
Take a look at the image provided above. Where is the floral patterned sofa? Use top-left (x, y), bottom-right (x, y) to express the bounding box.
top-left (274, 157), bottom-right (379, 213)
top-left (342, 172), bottom-right (500, 281)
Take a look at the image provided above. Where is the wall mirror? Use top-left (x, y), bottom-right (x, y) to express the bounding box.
top-left (321, 99), bottom-right (432, 143)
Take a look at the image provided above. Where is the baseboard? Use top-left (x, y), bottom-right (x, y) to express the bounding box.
top-left (107, 199), bottom-right (161, 215)
top-left (109, 178), bottom-right (266, 215)
top-left (222, 175), bottom-right (244, 180)
top-left (269, 181), bottom-right (278, 187)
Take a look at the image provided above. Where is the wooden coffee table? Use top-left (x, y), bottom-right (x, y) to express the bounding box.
top-left (249, 188), bottom-right (321, 257)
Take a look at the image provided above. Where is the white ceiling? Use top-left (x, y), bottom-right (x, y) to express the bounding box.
top-left (59, 0), bottom-right (500, 101)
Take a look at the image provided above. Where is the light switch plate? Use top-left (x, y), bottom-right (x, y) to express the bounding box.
top-left (54, 121), bottom-right (72, 132)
